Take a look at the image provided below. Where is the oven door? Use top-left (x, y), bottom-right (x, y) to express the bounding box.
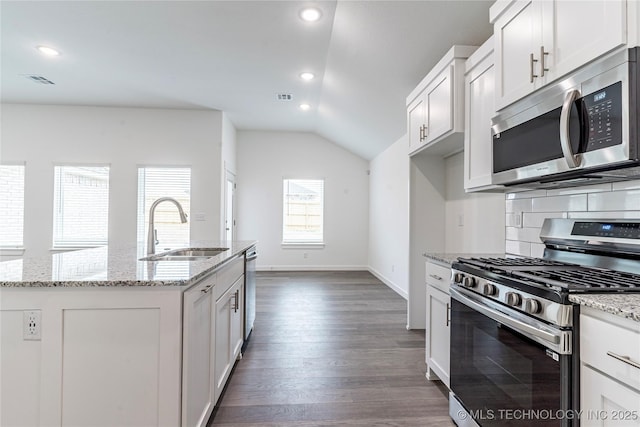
top-left (449, 287), bottom-right (575, 427)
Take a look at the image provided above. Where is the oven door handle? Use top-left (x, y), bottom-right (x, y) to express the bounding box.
top-left (450, 287), bottom-right (572, 355)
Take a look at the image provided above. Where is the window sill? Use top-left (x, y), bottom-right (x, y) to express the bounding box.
top-left (0, 248), bottom-right (25, 257)
top-left (281, 242), bottom-right (325, 249)
top-left (50, 245), bottom-right (105, 253)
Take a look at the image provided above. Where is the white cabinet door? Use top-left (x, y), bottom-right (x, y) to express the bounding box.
top-left (425, 65), bottom-right (454, 144)
top-left (230, 276), bottom-right (244, 361)
top-left (426, 284), bottom-right (450, 388)
top-left (407, 94), bottom-right (427, 154)
top-left (182, 276), bottom-right (215, 427)
top-left (545, 0), bottom-right (626, 83)
top-left (581, 365), bottom-right (640, 427)
top-left (464, 38), bottom-right (497, 191)
top-left (214, 285), bottom-right (233, 402)
top-left (494, 0), bottom-right (540, 110)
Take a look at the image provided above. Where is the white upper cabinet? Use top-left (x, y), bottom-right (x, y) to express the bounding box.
top-left (491, 0), bottom-right (626, 111)
top-left (464, 36), bottom-right (499, 192)
top-left (407, 45), bottom-right (478, 157)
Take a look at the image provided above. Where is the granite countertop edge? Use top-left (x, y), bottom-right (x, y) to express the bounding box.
top-left (569, 294), bottom-right (640, 323)
top-left (423, 252), bottom-right (507, 267)
top-left (0, 240), bottom-right (257, 289)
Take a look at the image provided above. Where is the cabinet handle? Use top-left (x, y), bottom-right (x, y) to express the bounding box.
top-left (529, 53), bottom-right (538, 83)
top-left (201, 285), bottom-right (212, 294)
top-left (232, 289), bottom-right (239, 312)
top-left (422, 124), bottom-right (428, 140)
top-left (607, 351), bottom-right (640, 370)
top-left (419, 124), bottom-right (424, 141)
top-left (540, 46), bottom-right (549, 77)
top-left (446, 303), bottom-right (450, 327)
top-left (429, 274), bottom-right (443, 281)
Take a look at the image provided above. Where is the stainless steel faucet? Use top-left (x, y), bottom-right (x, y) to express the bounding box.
top-left (147, 197), bottom-right (188, 255)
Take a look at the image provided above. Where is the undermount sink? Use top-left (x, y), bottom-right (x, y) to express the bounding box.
top-left (140, 247), bottom-right (229, 261)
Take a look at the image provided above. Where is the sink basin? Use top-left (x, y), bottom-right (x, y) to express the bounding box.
top-left (139, 247), bottom-right (229, 261)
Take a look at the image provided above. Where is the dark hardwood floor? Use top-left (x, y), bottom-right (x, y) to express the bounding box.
top-left (211, 271), bottom-right (453, 426)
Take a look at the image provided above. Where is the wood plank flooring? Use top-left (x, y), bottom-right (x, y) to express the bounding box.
top-left (210, 271), bottom-right (453, 426)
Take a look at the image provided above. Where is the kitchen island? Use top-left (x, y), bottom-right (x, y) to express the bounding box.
top-left (0, 240), bottom-right (256, 427)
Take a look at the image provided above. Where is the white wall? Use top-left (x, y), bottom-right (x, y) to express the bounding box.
top-left (368, 135), bottom-right (410, 297)
top-left (445, 152), bottom-right (505, 253)
top-left (236, 130), bottom-right (369, 270)
top-left (1, 104), bottom-right (224, 257)
top-left (505, 180), bottom-right (640, 257)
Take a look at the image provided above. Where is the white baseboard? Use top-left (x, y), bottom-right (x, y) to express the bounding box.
top-left (257, 265), bottom-right (367, 272)
top-left (368, 267), bottom-right (408, 300)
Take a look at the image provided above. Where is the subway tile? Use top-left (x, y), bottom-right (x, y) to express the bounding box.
top-left (506, 198), bottom-right (533, 213)
top-left (531, 194), bottom-right (587, 212)
top-left (506, 240), bottom-right (531, 257)
top-left (505, 189), bottom-right (547, 200)
top-left (505, 227), bottom-right (542, 243)
top-left (530, 243), bottom-right (546, 258)
top-left (568, 211), bottom-right (640, 219)
top-left (612, 179), bottom-right (640, 191)
top-left (523, 212), bottom-right (567, 228)
top-left (545, 183), bottom-right (612, 196)
top-left (588, 190), bottom-right (640, 211)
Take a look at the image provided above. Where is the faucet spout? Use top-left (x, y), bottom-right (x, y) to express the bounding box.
top-left (147, 197), bottom-right (188, 255)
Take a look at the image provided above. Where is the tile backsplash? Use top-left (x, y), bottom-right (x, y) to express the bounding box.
top-left (505, 179), bottom-right (640, 257)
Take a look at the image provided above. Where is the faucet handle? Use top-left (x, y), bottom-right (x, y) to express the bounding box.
top-left (154, 229), bottom-right (159, 246)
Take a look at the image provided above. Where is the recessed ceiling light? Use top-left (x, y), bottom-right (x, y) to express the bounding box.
top-left (300, 8), bottom-right (321, 22)
top-left (36, 45), bottom-right (61, 56)
top-left (300, 103), bottom-right (311, 111)
top-left (300, 72), bottom-right (315, 81)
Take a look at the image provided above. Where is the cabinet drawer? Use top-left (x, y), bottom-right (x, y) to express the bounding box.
top-left (581, 311), bottom-right (640, 391)
top-left (214, 256), bottom-right (244, 301)
top-left (425, 261), bottom-right (451, 295)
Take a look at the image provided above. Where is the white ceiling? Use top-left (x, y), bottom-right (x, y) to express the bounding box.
top-left (1, 1), bottom-right (493, 160)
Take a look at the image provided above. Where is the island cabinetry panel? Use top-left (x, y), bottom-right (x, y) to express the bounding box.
top-left (182, 273), bottom-right (216, 427)
top-left (213, 255), bottom-right (245, 403)
top-left (425, 260), bottom-right (451, 388)
top-left (580, 307), bottom-right (640, 426)
top-left (491, 0), bottom-right (626, 110)
top-left (0, 287), bottom-right (182, 427)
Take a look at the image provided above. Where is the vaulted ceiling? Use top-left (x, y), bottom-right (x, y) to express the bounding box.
top-left (1, 1), bottom-right (493, 159)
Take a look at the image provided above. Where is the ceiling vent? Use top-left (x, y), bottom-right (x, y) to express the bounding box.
top-left (24, 75), bottom-right (55, 85)
top-left (276, 93), bottom-right (292, 101)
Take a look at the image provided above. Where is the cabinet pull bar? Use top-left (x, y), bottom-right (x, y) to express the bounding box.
top-left (530, 53), bottom-right (538, 83)
top-left (429, 274), bottom-right (443, 281)
top-left (607, 351), bottom-right (640, 370)
top-left (201, 285), bottom-right (212, 293)
top-left (540, 46), bottom-right (549, 77)
top-left (419, 124), bottom-right (424, 142)
top-left (446, 303), bottom-right (450, 327)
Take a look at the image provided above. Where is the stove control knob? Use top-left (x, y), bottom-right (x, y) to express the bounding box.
top-left (482, 283), bottom-right (497, 296)
top-left (524, 298), bottom-right (542, 314)
top-left (505, 292), bottom-right (522, 307)
top-left (462, 276), bottom-right (476, 288)
top-left (453, 273), bottom-right (464, 284)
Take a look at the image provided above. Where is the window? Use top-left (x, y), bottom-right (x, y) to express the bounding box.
top-left (137, 167), bottom-right (191, 251)
top-left (0, 164), bottom-right (25, 248)
top-left (53, 165), bottom-right (110, 248)
top-left (282, 179), bottom-right (324, 244)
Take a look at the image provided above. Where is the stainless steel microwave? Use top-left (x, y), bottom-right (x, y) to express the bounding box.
top-left (491, 47), bottom-right (640, 188)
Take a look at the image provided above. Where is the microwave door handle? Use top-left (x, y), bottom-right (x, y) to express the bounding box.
top-left (559, 89), bottom-right (582, 168)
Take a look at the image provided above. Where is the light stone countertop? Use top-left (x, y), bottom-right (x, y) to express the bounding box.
top-left (0, 240), bottom-right (257, 288)
top-left (569, 294), bottom-right (640, 323)
top-left (423, 252), bottom-right (507, 267)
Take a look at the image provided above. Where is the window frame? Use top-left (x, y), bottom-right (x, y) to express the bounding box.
top-left (281, 178), bottom-right (325, 247)
top-left (0, 162), bottom-right (26, 255)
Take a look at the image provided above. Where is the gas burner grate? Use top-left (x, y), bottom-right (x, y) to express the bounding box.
top-left (512, 268), bottom-right (640, 290)
top-left (460, 257), bottom-right (574, 267)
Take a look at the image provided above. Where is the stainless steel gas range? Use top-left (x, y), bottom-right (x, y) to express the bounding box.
top-left (448, 218), bottom-right (640, 427)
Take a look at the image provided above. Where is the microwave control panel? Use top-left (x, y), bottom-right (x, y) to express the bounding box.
top-left (582, 81), bottom-right (622, 152)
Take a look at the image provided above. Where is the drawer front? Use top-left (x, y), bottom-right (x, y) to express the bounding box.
top-left (214, 256), bottom-right (244, 301)
top-left (581, 312), bottom-right (640, 391)
top-left (425, 261), bottom-right (451, 295)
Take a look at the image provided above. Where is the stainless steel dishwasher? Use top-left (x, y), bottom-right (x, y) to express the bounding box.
top-left (243, 246), bottom-right (257, 347)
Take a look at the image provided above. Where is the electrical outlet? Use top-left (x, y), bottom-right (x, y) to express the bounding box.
top-left (458, 214), bottom-right (464, 227)
top-left (23, 310), bottom-right (41, 341)
top-left (303, 252), bottom-right (308, 259)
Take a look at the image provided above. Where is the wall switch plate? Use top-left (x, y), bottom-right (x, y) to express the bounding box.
top-left (23, 310), bottom-right (41, 341)
top-left (507, 212), bottom-right (523, 228)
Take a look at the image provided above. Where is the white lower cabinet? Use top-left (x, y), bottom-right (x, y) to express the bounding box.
top-left (425, 260), bottom-right (451, 388)
top-left (182, 274), bottom-right (216, 427)
top-left (214, 257), bottom-right (245, 402)
top-left (580, 307), bottom-right (640, 426)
